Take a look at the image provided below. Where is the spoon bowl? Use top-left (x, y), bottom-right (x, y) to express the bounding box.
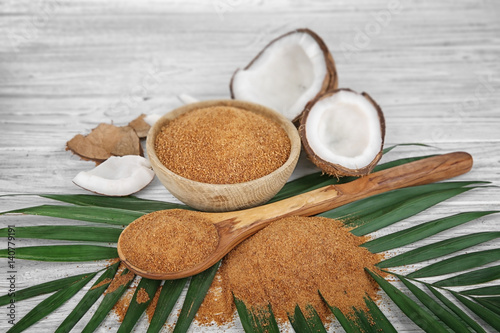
top-left (118, 152), bottom-right (473, 280)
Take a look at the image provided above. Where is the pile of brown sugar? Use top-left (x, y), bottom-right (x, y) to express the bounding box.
top-left (154, 106), bottom-right (291, 184)
top-left (196, 216), bottom-right (383, 326)
top-left (136, 287), bottom-right (150, 304)
top-left (146, 286), bottom-right (163, 322)
top-left (118, 209), bottom-right (219, 273)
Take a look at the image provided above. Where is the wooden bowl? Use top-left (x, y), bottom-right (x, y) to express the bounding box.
top-left (146, 99), bottom-right (301, 212)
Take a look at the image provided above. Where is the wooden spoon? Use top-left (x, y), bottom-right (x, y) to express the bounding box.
top-left (118, 152), bottom-right (473, 280)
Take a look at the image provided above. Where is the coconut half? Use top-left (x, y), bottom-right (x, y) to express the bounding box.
top-left (230, 28), bottom-right (337, 123)
top-left (299, 89), bottom-right (385, 177)
top-left (73, 155), bottom-right (155, 196)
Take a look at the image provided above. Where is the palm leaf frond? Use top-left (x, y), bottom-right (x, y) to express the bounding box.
top-left (451, 290), bottom-right (500, 331)
top-left (462, 285), bottom-right (500, 296)
top-left (474, 296), bottom-right (500, 313)
top-left (81, 269), bottom-right (136, 333)
top-left (7, 272), bottom-right (96, 333)
top-left (288, 305), bottom-right (327, 333)
top-left (382, 143), bottom-right (434, 154)
top-left (363, 211), bottom-right (498, 253)
top-left (0, 225), bottom-right (122, 243)
top-left (39, 194), bottom-right (190, 212)
top-left (117, 278), bottom-right (162, 333)
top-left (271, 153), bottom-right (438, 203)
top-left (351, 186), bottom-right (477, 236)
top-left (172, 261), bottom-right (220, 333)
top-left (378, 232), bottom-right (500, 268)
top-left (1, 205), bottom-right (143, 225)
top-left (354, 305), bottom-right (392, 333)
top-left (397, 276), bottom-right (471, 332)
top-left (408, 248), bottom-right (500, 278)
top-left (434, 264), bottom-right (500, 287)
top-left (425, 285), bottom-right (487, 333)
top-left (320, 181), bottom-right (483, 224)
top-left (319, 291), bottom-right (362, 333)
top-left (366, 270), bottom-right (449, 333)
top-left (55, 262), bottom-right (120, 333)
top-left (233, 297), bottom-right (280, 333)
top-left (362, 296), bottom-right (398, 333)
top-left (0, 245), bottom-right (118, 262)
top-left (0, 271), bottom-right (98, 306)
top-left (269, 172), bottom-right (339, 203)
top-left (146, 278), bottom-right (187, 333)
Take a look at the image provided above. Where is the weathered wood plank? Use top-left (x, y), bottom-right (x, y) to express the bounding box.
top-left (1, 0), bottom-right (499, 332)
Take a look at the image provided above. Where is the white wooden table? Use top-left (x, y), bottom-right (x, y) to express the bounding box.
top-left (1, 0), bottom-right (499, 332)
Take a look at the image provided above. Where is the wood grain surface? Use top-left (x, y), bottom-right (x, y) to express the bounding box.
top-left (1, 0), bottom-right (499, 332)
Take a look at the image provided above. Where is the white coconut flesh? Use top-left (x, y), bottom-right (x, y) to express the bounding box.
top-left (73, 155), bottom-right (155, 196)
top-left (143, 114), bottom-right (161, 127)
top-left (232, 32), bottom-right (328, 121)
top-left (305, 91), bottom-right (383, 170)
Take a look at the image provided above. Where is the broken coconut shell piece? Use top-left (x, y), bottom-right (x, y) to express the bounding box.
top-left (230, 28), bottom-right (337, 123)
top-left (73, 155), bottom-right (155, 196)
top-left (127, 113), bottom-right (161, 137)
top-left (128, 114), bottom-right (151, 139)
top-left (299, 89), bottom-right (385, 177)
top-left (66, 123), bottom-right (142, 163)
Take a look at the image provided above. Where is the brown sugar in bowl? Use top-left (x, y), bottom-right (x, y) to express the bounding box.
top-left (146, 100), bottom-right (301, 212)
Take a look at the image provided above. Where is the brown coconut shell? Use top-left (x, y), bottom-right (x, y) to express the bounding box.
top-left (230, 28), bottom-right (338, 124)
top-left (66, 123), bottom-right (143, 164)
top-left (299, 88), bottom-right (386, 177)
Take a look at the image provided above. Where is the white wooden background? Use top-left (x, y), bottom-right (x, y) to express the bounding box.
top-left (1, 0), bottom-right (499, 332)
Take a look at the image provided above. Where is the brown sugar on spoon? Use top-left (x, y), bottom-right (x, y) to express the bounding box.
top-left (154, 106), bottom-right (291, 184)
top-left (118, 210), bottom-right (219, 274)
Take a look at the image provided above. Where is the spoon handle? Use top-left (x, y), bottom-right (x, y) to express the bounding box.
top-left (229, 152), bottom-right (473, 230)
top-left (335, 151), bottom-right (473, 200)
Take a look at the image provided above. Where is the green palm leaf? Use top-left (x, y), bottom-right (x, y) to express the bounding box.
top-left (382, 143), bottom-right (434, 154)
top-left (474, 296), bottom-right (500, 313)
top-left (271, 154), bottom-right (437, 203)
top-left (451, 291), bottom-right (500, 331)
top-left (351, 186), bottom-right (476, 236)
top-left (82, 269), bottom-right (136, 333)
top-left (320, 181), bottom-right (482, 225)
top-left (147, 278), bottom-right (187, 333)
top-left (0, 225), bottom-right (122, 242)
top-left (173, 261), bottom-right (220, 333)
top-left (434, 264), bottom-right (500, 287)
top-left (118, 278), bottom-right (162, 333)
top-left (397, 275), bottom-right (470, 332)
top-left (234, 297), bottom-right (280, 333)
top-left (40, 194), bottom-right (190, 212)
top-left (0, 271), bottom-right (98, 306)
top-left (350, 307), bottom-right (377, 333)
top-left (288, 305), bottom-right (327, 333)
top-left (367, 270), bottom-right (449, 333)
top-left (408, 248), bottom-right (500, 278)
top-left (0, 245), bottom-right (118, 262)
top-left (319, 291), bottom-right (362, 333)
top-left (7, 272), bottom-right (96, 333)
top-left (362, 296), bottom-right (397, 333)
top-left (363, 211), bottom-right (498, 253)
top-left (257, 172), bottom-right (338, 203)
top-left (377, 232), bottom-right (500, 268)
top-left (425, 285), bottom-right (487, 333)
top-left (1, 205), bottom-right (143, 225)
top-left (324, 295), bottom-right (397, 333)
top-left (55, 262), bottom-right (120, 333)
top-left (462, 285), bottom-right (500, 296)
